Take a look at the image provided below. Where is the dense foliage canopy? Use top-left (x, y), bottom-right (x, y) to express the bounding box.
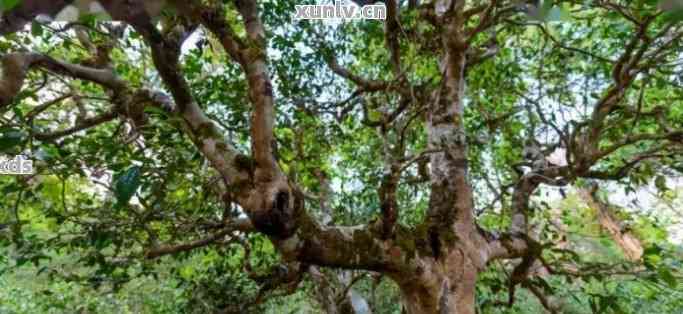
top-left (1, 0), bottom-right (683, 313)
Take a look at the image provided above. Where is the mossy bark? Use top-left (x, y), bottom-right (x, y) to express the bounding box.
top-left (391, 251), bottom-right (478, 314)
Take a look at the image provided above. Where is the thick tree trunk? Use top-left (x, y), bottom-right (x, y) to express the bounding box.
top-left (399, 277), bottom-right (477, 314)
top-left (392, 251), bottom-right (479, 314)
top-left (387, 7), bottom-right (482, 314)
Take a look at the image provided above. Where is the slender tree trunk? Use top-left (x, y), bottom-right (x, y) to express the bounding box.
top-left (578, 186), bottom-right (643, 261)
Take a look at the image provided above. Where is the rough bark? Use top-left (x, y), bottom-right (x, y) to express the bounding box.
top-left (394, 5), bottom-right (490, 312)
top-left (392, 251), bottom-right (478, 314)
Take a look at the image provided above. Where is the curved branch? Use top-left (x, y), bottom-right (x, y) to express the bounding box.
top-left (145, 218), bottom-right (254, 259)
top-left (25, 93), bottom-right (72, 121)
top-left (0, 53), bottom-right (125, 106)
top-left (128, 19), bottom-right (253, 202)
top-left (292, 218), bottom-right (395, 272)
top-left (326, 53), bottom-right (390, 92)
top-left (33, 110), bottom-right (117, 141)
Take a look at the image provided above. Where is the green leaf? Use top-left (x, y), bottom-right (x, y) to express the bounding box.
top-left (0, 128), bottom-right (25, 152)
top-left (658, 268), bottom-right (678, 288)
top-left (15, 256), bottom-right (28, 267)
top-left (368, 109), bottom-right (382, 121)
top-left (35, 146), bottom-right (59, 161)
top-left (30, 21), bottom-right (43, 37)
top-left (79, 12), bottom-right (112, 25)
top-left (113, 166), bottom-right (142, 205)
top-left (643, 245), bottom-right (663, 269)
top-left (655, 175), bottom-right (668, 192)
top-left (643, 245), bottom-right (662, 256)
top-left (0, 0), bottom-right (20, 10)
top-left (143, 106), bottom-right (170, 117)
